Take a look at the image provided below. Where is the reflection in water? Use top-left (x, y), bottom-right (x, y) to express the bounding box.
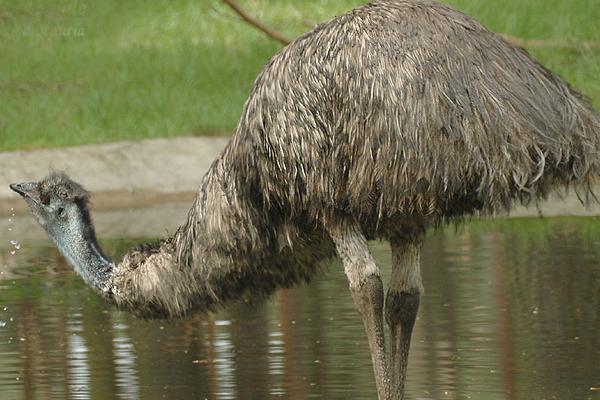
top-left (1, 218), bottom-right (600, 399)
top-left (214, 321), bottom-right (237, 400)
top-left (113, 316), bottom-right (140, 400)
top-left (67, 313), bottom-right (91, 400)
top-left (268, 330), bottom-right (285, 396)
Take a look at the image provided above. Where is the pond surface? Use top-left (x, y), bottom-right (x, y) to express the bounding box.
top-left (1, 217), bottom-right (600, 400)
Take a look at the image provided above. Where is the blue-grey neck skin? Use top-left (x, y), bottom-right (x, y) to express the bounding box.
top-left (53, 233), bottom-right (113, 292)
top-left (45, 207), bottom-right (113, 293)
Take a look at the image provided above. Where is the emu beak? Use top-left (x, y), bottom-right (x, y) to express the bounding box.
top-left (9, 182), bottom-right (41, 204)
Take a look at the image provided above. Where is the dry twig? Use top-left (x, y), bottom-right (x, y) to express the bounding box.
top-left (221, 0), bottom-right (291, 45)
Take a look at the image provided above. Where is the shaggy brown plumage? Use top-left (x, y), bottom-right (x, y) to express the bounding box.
top-left (112, 0), bottom-right (600, 316)
top-left (142, 0), bottom-right (600, 317)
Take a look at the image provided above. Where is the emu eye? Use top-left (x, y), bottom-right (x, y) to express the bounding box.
top-left (57, 207), bottom-right (66, 217)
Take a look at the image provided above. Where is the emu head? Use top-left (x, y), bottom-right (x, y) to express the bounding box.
top-left (11, 173), bottom-right (113, 291)
top-left (10, 173), bottom-right (95, 246)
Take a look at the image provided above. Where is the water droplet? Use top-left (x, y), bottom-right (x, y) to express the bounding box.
top-left (10, 240), bottom-right (20, 250)
top-left (7, 227), bottom-right (12, 232)
top-left (10, 251), bottom-right (15, 255)
top-left (0, 321), bottom-right (6, 327)
top-left (2, 307), bottom-right (6, 311)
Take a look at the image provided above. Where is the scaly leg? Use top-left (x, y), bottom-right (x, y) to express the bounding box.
top-left (327, 218), bottom-right (392, 400)
top-left (385, 239), bottom-right (423, 399)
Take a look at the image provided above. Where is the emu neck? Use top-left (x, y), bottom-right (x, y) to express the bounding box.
top-left (53, 229), bottom-right (113, 292)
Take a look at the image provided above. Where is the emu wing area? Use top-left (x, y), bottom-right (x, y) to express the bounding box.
top-left (229, 0), bottom-right (600, 224)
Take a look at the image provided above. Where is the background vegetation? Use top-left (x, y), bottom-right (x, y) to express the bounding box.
top-left (1, 0), bottom-right (599, 151)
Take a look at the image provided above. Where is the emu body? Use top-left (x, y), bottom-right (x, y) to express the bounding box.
top-left (10, 1), bottom-right (600, 399)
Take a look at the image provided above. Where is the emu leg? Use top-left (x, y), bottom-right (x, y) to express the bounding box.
top-left (385, 240), bottom-right (423, 400)
top-left (327, 219), bottom-right (392, 400)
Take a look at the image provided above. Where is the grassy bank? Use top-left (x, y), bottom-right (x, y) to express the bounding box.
top-left (1, 0), bottom-right (599, 151)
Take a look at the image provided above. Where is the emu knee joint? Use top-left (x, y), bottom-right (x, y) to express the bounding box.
top-left (386, 290), bottom-right (420, 332)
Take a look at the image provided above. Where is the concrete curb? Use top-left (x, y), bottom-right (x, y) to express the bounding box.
top-left (1, 137), bottom-right (599, 219)
top-left (0, 137), bottom-right (229, 215)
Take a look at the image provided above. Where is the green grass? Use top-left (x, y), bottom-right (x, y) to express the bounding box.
top-left (1, 0), bottom-right (599, 151)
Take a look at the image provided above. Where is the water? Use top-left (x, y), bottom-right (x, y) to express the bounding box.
top-left (1, 217), bottom-right (600, 400)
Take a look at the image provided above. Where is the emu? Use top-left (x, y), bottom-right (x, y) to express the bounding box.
top-left (10, 0), bottom-right (600, 399)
